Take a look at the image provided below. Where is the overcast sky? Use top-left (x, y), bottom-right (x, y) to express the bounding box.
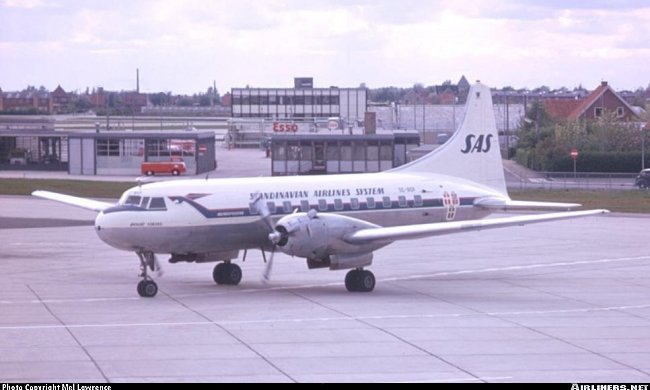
top-left (1, 0), bottom-right (649, 94)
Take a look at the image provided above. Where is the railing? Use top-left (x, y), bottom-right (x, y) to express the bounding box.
top-left (507, 172), bottom-right (639, 191)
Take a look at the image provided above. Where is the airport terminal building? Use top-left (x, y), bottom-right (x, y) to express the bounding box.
top-left (269, 132), bottom-right (420, 176)
top-left (0, 129), bottom-right (216, 175)
top-left (231, 78), bottom-right (367, 125)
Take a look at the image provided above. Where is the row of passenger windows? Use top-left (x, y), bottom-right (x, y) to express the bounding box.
top-left (120, 194), bottom-right (426, 214)
top-left (250, 195), bottom-right (424, 215)
top-left (124, 195), bottom-right (167, 210)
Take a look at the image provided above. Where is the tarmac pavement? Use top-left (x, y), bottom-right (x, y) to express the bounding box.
top-left (0, 196), bottom-right (649, 382)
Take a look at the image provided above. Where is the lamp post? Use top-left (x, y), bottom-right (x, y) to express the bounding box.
top-left (642, 125), bottom-right (646, 170)
top-left (523, 116), bottom-right (538, 170)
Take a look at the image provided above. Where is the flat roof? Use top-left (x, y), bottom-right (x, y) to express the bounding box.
top-left (270, 134), bottom-right (395, 142)
top-left (0, 130), bottom-right (215, 140)
top-left (270, 132), bottom-right (419, 142)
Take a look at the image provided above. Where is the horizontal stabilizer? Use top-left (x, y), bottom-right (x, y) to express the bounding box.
top-left (474, 196), bottom-right (581, 211)
top-left (32, 190), bottom-right (113, 212)
top-left (345, 209), bottom-right (609, 244)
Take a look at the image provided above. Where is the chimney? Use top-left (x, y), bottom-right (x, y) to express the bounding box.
top-left (136, 68), bottom-right (140, 93)
top-left (601, 81), bottom-right (608, 87)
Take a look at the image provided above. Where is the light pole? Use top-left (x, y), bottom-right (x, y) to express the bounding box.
top-left (642, 125), bottom-right (646, 170)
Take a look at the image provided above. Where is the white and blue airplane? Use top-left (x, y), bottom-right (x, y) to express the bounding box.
top-left (33, 82), bottom-right (608, 297)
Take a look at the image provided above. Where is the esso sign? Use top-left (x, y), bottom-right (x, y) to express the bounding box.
top-left (327, 119), bottom-right (340, 130)
top-left (272, 122), bottom-right (299, 132)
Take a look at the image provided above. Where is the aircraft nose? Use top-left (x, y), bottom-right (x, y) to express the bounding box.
top-left (93, 208), bottom-right (139, 251)
top-left (94, 211), bottom-right (108, 240)
top-left (95, 210), bottom-right (120, 247)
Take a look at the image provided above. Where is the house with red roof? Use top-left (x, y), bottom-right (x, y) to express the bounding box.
top-left (544, 81), bottom-right (642, 124)
top-left (51, 85), bottom-right (72, 114)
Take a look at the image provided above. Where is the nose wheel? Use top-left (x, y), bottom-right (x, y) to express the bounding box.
top-left (137, 279), bottom-right (158, 297)
top-left (136, 251), bottom-right (160, 297)
top-left (345, 269), bottom-right (375, 292)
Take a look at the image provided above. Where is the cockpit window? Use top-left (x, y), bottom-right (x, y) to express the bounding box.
top-left (125, 195), bottom-right (141, 206)
top-left (149, 197), bottom-right (167, 210)
top-left (140, 197), bottom-right (150, 208)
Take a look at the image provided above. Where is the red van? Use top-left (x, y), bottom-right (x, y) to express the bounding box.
top-left (141, 157), bottom-right (187, 176)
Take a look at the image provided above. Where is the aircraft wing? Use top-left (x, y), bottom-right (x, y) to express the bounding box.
top-left (474, 196), bottom-right (581, 210)
top-left (345, 209), bottom-right (609, 244)
top-left (32, 190), bottom-right (114, 212)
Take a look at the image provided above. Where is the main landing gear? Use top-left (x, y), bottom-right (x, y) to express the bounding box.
top-left (345, 268), bottom-right (376, 292)
top-left (213, 262), bottom-right (242, 285)
top-left (136, 251), bottom-right (160, 298)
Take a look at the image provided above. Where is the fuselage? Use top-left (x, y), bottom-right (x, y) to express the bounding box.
top-left (94, 170), bottom-right (501, 255)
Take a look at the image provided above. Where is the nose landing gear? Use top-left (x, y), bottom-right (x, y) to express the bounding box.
top-left (136, 251), bottom-right (161, 297)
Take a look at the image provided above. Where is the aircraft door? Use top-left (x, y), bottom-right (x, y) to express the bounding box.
top-left (442, 190), bottom-right (460, 221)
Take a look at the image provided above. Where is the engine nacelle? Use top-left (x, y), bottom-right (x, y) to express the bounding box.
top-left (307, 252), bottom-right (374, 270)
top-left (274, 212), bottom-right (385, 266)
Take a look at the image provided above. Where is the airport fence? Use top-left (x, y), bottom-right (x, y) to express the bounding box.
top-left (508, 172), bottom-right (639, 191)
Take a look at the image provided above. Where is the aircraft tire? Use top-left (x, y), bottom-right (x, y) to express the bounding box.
top-left (138, 280), bottom-right (158, 298)
top-left (358, 270), bottom-right (375, 292)
top-left (213, 263), bottom-right (242, 285)
top-left (345, 270), bottom-right (360, 292)
top-left (345, 270), bottom-right (375, 292)
top-left (224, 263), bottom-right (242, 285)
top-left (137, 280), bottom-right (145, 296)
top-left (213, 263), bottom-right (224, 284)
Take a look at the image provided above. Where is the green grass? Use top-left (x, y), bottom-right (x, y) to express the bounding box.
top-left (510, 189), bottom-right (650, 214)
top-left (0, 178), bottom-right (134, 198)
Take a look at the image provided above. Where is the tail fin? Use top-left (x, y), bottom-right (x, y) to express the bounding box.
top-left (391, 82), bottom-right (507, 195)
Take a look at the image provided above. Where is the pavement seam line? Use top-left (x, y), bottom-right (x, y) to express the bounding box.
top-left (160, 289), bottom-right (297, 383)
top-left (26, 284), bottom-right (110, 383)
top-left (395, 281), bottom-right (650, 380)
top-left (288, 289), bottom-right (486, 383)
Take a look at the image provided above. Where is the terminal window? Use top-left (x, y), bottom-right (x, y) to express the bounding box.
top-left (97, 139), bottom-right (120, 156)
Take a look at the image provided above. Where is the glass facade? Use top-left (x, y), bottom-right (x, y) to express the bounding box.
top-left (232, 88), bottom-right (367, 123)
top-left (270, 134), bottom-right (419, 176)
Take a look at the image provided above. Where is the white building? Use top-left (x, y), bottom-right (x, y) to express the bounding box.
top-left (231, 79), bottom-right (367, 124)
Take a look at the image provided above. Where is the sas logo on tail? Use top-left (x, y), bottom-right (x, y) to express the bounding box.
top-left (461, 134), bottom-right (493, 154)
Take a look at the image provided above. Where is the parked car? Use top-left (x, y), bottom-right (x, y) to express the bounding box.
top-left (635, 169), bottom-right (650, 189)
top-left (141, 157), bottom-right (187, 176)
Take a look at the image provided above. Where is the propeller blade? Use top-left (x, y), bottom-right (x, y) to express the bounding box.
top-left (253, 192), bottom-right (274, 232)
top-left (261, 247), bottom-right (275, 284)
top-left (153, 254), bottom-right (164, 277)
